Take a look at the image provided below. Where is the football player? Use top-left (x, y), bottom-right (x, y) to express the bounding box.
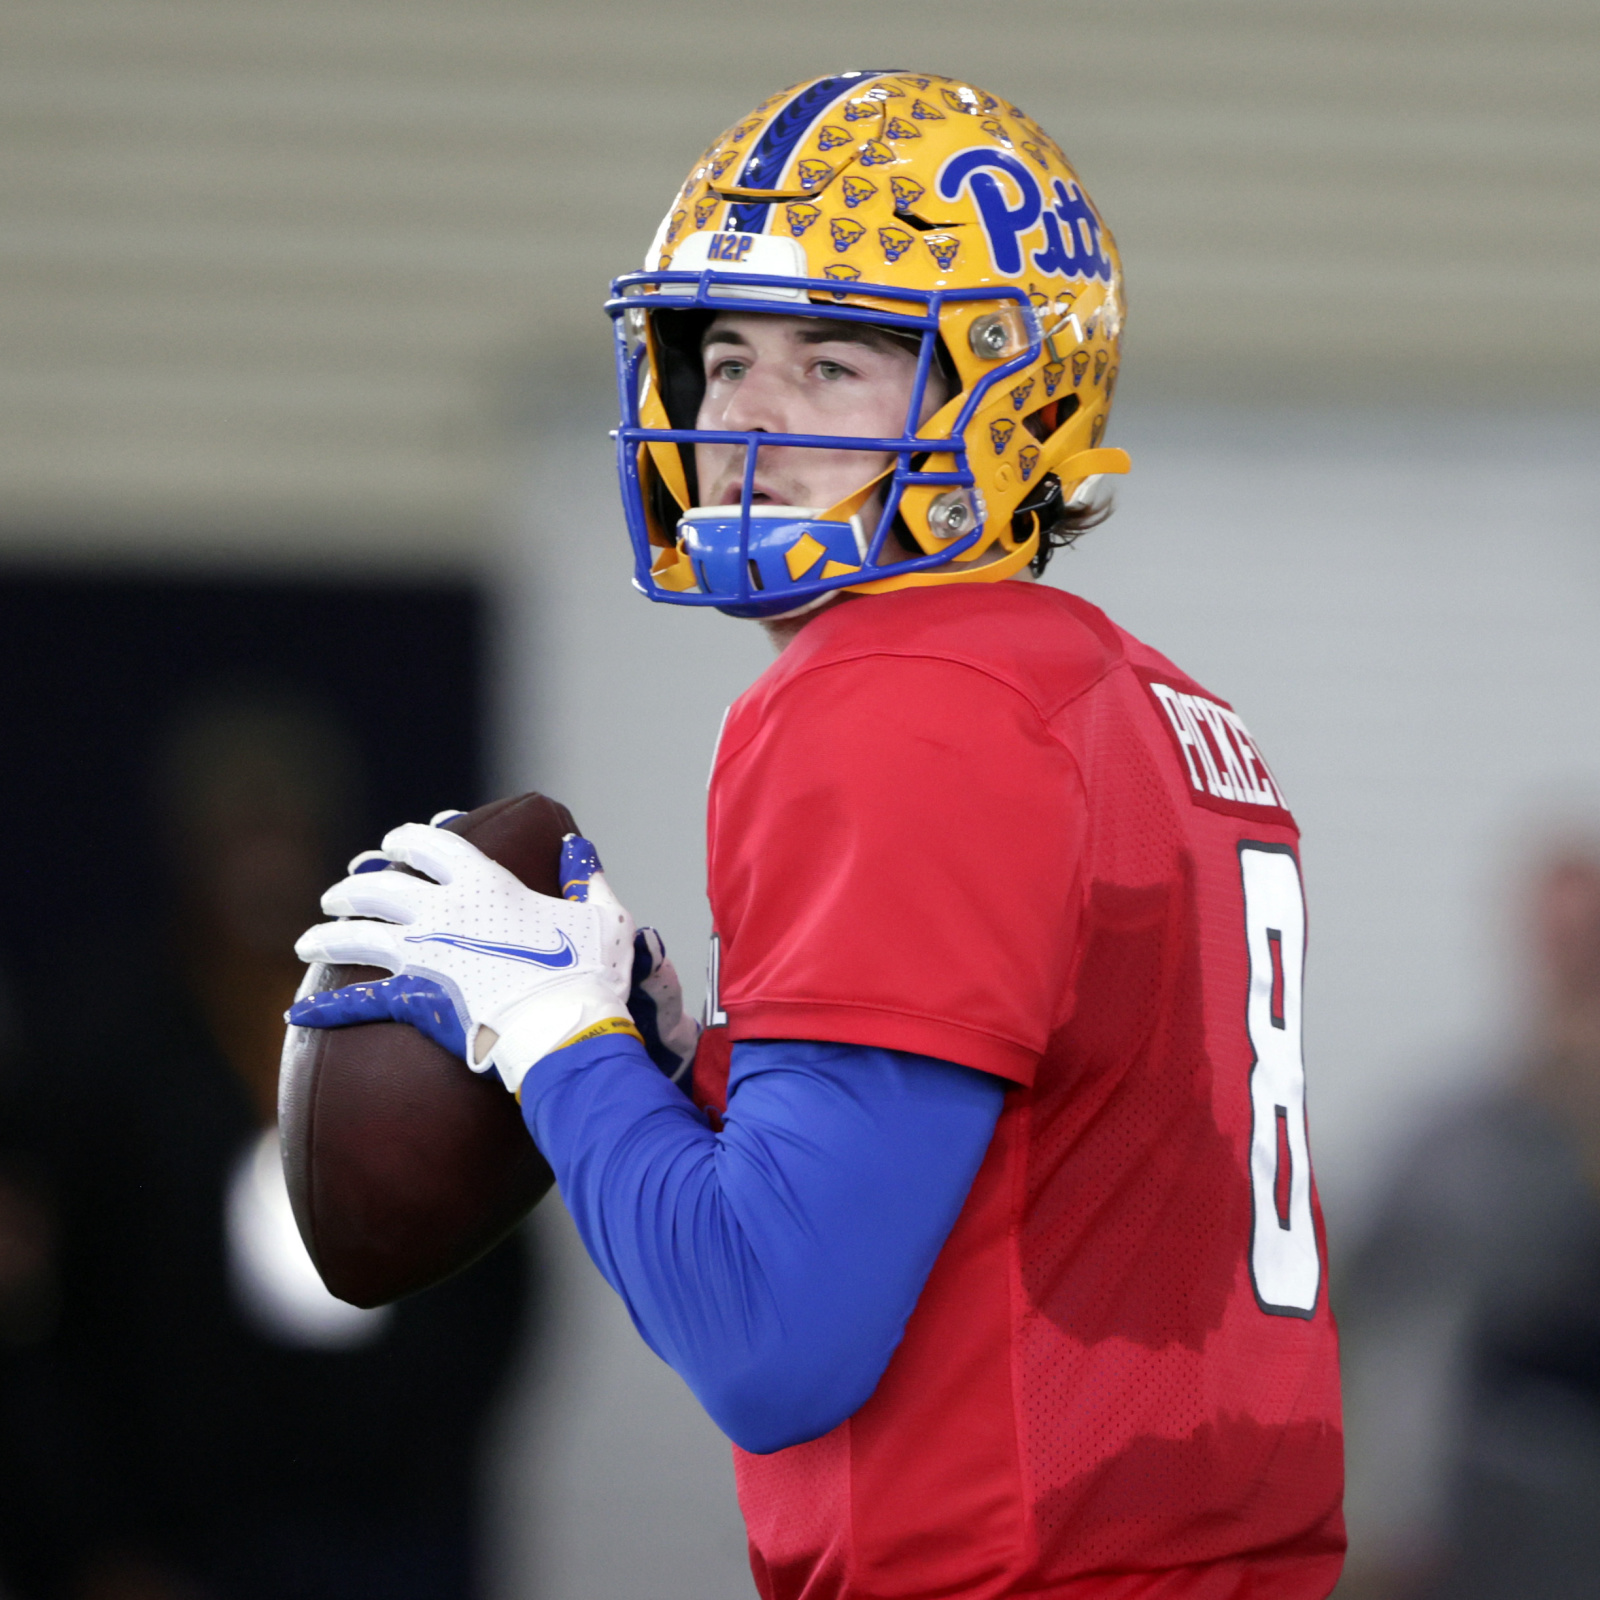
top-left (294, 71), bottom-right (1346, 1597)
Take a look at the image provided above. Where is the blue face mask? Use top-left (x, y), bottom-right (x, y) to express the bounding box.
top-left (607, 250), bottom-right (1039, 619)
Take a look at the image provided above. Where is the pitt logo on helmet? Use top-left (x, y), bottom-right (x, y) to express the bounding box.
top-left (936, 149), bottom-right (1112, 281)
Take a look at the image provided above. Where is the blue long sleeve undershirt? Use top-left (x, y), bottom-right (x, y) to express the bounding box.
top-left (519, 1032), bottom-right (1006, 1454)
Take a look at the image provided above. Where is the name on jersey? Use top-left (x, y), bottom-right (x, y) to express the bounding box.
top-left (1144, 678), bottom-right (1291, 820)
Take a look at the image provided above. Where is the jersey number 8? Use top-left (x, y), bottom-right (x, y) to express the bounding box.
top-left (1239, 843), bottom-right (1320, 1317)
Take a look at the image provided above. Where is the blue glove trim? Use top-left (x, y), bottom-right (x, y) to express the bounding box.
top-left (626, 930), bottom-right (684, 1079)
top-left (520, 1033), bottom-right (1005, 1453)
top-left (559, 836), bottom-right (602, 902)
top-left (288, 974), bottom-right (469, 1062)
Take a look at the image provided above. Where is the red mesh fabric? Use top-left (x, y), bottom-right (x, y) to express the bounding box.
top-left (700, 584), bottom-right (1345, 1598)
top-left (1015, 667), bottom-right (1343, 1577)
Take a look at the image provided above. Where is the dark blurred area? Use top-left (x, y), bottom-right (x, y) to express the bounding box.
top-left (0, 573), bottom-right (537, 1600)
top-left (1337, 838), bottom-right (1600, 1599)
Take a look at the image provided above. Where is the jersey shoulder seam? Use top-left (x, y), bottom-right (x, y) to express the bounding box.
top-left (763, 642), bottom-right (1115, 736)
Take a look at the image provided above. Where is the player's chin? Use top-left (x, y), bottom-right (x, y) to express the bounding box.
top-left (755, 589), bottom-right (849, 628)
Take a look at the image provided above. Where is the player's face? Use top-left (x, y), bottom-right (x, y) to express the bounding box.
top-left (694, 314), bottom-right (944, 516)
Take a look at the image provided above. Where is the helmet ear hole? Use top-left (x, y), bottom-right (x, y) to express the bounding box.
top-left (1025, 395), bottom-right (1077, 443)
top-left (1012, 394), bottom-right (1103, 573)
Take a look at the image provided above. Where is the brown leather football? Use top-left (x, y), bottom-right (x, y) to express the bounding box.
top-left (279, 792), bottom-right (569, 1307)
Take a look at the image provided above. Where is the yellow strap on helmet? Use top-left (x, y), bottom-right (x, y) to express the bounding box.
top-left (1036, 444), bottom-right (1132, 487)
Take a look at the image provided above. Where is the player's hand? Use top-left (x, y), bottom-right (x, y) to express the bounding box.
top-left (629, 928), bottom-right (701, 1083)
top-left (289, 821), bottom-right (634, 1094)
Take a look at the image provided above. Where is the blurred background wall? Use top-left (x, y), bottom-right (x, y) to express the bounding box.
top-left (2, 3), bottom-right (1596, 1597)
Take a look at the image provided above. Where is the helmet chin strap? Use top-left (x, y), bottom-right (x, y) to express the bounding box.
top-left (846, 532), bottom-right (1039, 597)
top-left (816, 466), bottom-right (897, 544)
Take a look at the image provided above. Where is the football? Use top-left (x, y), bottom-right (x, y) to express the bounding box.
top-left (279, 792), bottom-right (571, 1308)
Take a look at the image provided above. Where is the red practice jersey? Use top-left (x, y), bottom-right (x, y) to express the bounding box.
top-left (694, 581), bottom-right (1345, 1599)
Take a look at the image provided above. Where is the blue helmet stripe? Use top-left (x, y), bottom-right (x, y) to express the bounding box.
top-left (725, 70), bottom-right (899, 233)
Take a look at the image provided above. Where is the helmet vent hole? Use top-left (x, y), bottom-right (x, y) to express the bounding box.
top-left (747, 559), bottom-right (765, 592)
top-left (1025, 395), bottom-right (1078, 442)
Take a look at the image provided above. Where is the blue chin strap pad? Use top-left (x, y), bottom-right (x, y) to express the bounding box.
top-left (678, 509), bottom-right (866, 619)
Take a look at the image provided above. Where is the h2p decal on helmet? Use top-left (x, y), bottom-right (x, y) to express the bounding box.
top-left (607, 70), bottom-right (1129, 618)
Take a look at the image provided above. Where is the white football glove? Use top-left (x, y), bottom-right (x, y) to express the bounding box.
top-left (293, 822), bottom-right (634, 1094)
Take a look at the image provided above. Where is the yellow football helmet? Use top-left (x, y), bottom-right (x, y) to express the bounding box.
top-left (607, 69), bottom-right (1128, 617)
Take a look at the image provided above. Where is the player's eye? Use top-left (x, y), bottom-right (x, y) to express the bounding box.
top-left (710, 358), bottom-right (747, 381)
top-left (813, 358), bottom-right (855, 381)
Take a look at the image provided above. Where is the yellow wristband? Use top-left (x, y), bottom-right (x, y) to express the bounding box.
top-left (553, 1015), bottom-right (645, 1053)
top-left (513, 1015), bottom-right (647, 1103)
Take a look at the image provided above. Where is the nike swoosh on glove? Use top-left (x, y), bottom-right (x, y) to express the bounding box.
top-left (290, 822), bottom-right (634, 1095)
